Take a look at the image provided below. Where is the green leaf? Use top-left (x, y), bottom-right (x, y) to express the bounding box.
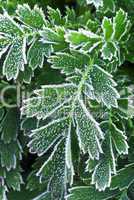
top-left (3, 37), bottom-right (27, 80)
top-left (27, 118), bottom-right (69, 155)
top-left (40, 27), bottom-right (64, 45)
top-left (88, 65), bottom-right (120, 108)
top-left (119, 191), bottom-right (129, 200)
top-left (0, 12), bottom-right (23, 37)
top-left (111, 164), bottom-right (134, 190)
top-left (75, 99), bottom-right (104, 160)
top-left (48, 52), bottom-right (90, 74)
top-left (19, 66), bottom-right (33, 83)
top-left (65, 30), bottom-right (89, 48)
top-left (101, 42), bottom-right (117, 61)
top-left (101, 10), bottom-right (130, 62)
top-left (65, 7), bottom-right (76, 26)
top-left (92, 132), bottom-right (116, 191)
top-left (47, 6), bottom-right (63, 26)
top-left (110, 123), bottom-right (129, 155)
top-left (16, 4), bottom-right (46, 29)
top-left (1, 108), bottom-right (18, 143)
top-left (113, 9), bottom-right (130, 41)
top-left (6, 170), bottom-right (23, 191)
top-left (37, 138), bottom-right (73, 200)
top-left (66, 186), bottom-right (119, 200)
top-left (21, 84), bottom-right (76, 120)
top-left (0, 140), bottom-right (22, 171)
top-left (103, 0), bottom-right (115, 13)
top-left (65, 29), bottom-right (101, 52)
top-left (27, 38), bottom-right (52, 70)
top-left (102, 17), bottom-right (113, 42)
top-left (92, 120), bottom-right (129, 191)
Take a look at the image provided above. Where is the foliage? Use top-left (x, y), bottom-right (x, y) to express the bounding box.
top-left (0, 0), bottom-right (134, 199)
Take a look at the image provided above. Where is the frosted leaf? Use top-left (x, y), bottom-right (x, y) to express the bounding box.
top-left (100, 10), bottom-right (130, 62)
top-left (65, 125), bottom-right (74, 185)
top-left (101, 42), bottom-right (117, 61)
top-left (28, 118), bottom-right (69, 156)
top-left (92, 120), bottom-right (129, 191)
top-left (92, 161), bottom-right (111, 191)
top-left (65, 30), bottom-right (89, 48)
top-left (16, 4), bottom-right (46, 29)
top-left (101, 121), bottom-right (129, 155)
top-left (37, 138), bottom-right (70, 200)
top-left (113, 9), bottom-right (130, 41)
top-left (103, 0), bottom-right (115, 13)
top-left (66, 75), bottom-right (81, 85)
top-left (102, 17), bottom-right (113, 41)
top-left (0, 12), bottom-right (23, 37)
top-left (110, 123), bottom-right (129, 155)
top-left (84, 81), bottom-right (95, 100)
top-left (40, 27), bottom-right (64, 44)
top-left (48, 52), bottom-right (89, 75)
top-left (66, 186), bottom-right (118, 200)
top-left (3, 37), bottom-right (27, 80)
top-left (21, 84), bottom-right (76, 120)
top-left (65, 29), bottom-right (101, 52)
top-left (65, 7), bottom-right (76, 25)
top-left (27, 39), bottom-right (53, 70)
top-left (75, 99), bottom-right (104, 160)
top-left (111, 163), bottom-right (134, 190)
top-left (92, 132), bottom-right (116, 191)
top-left (88, 65), bottom-right (120, 108)
top-left (47, 6), bottom-right (62, 25)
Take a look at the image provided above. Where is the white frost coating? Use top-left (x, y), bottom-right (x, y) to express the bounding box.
top-left (32, 191), bottom-right (50, 200)
top-left (86, 0), bottom-right (103, 9)
top-left (92, 163), bottom-right (111, 191)
top-left (111, 123), bottom-right (129, 155)
top-left (65, 125), bottom-right (75, 185)
top-left (3, 11), bottom-right (24, 33)
top-left (79, 99), bottom-right (104, 139)
top-left (79, 28), bottom-right (101, 39)
top-left (22, 37), bottom-right (27, 65)
top-left (0, 44), bottom-right (10, 59)
top-left (101, 42), bottom-right (117, 61)
top-left (41, 83), bottom-right (76, 89)
top-left (75, 99), bottom-right (104, 160)
top-left (16, 4), bottom-right (46, 27)
top-left (30, 117), bottom-right (67, 137)
top-left (88, 41), bottom-right (102, 53)
top-left (36, 137), bottom-right (64, 176)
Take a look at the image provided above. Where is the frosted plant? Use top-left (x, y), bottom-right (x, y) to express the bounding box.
top-left (0, 1), bottom-right (134, 199)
